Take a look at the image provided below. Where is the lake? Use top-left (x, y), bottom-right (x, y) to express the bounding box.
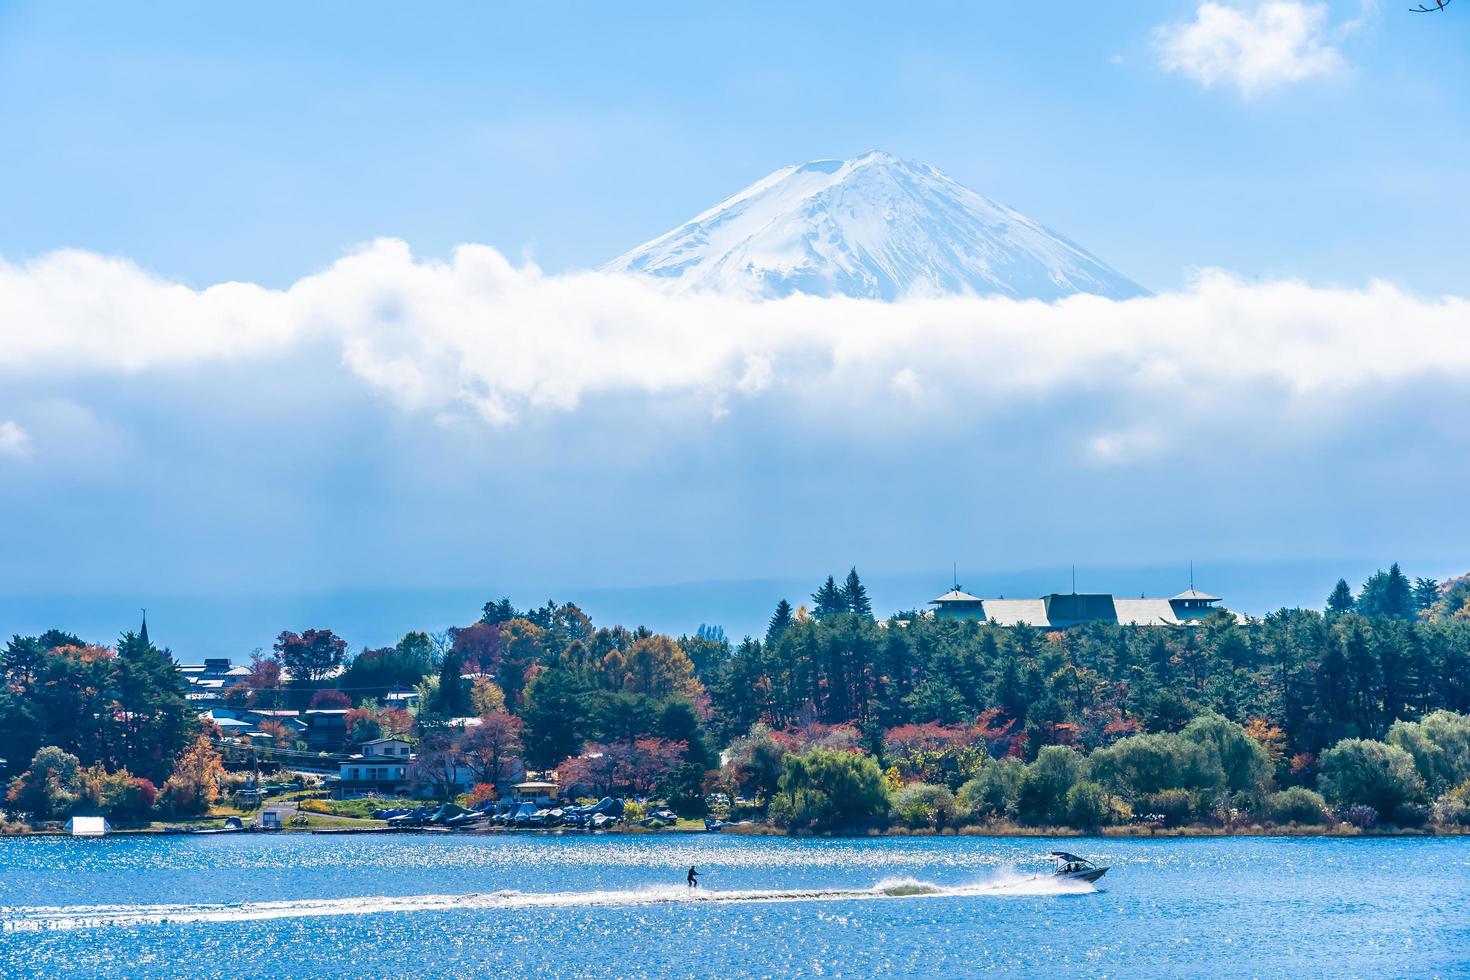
top-left (2, 833), bottom-right (1467, 977)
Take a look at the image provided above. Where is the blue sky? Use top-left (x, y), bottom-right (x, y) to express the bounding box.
top-left (2, 1), bottom-right (1467, 293)
top-left (1, 1), bottom-right (1469, 655)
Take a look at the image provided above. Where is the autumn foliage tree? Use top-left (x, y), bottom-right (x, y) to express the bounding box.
top-left (309, 689), bottom-right (351, 710)
top-left (161, 732), bottom-right (225, 815)
top-left (556, 738), bottom-right (687, 797)
top-left (459, 712), bottom-right (524, 788)
top-left (882, 723), bottom-right (990, 788)
top-left (274, 628), bottom-right (348, 690)
top-left (601, 635), bottom-right (702, 700)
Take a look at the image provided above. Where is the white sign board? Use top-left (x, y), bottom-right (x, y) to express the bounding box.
top-left (68, 816), bottom-right (108, 836)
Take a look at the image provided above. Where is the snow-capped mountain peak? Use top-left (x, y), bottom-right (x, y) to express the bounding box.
top-left (604, 151), bottom-right (1145, 301)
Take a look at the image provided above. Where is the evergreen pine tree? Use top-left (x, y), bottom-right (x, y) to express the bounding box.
top-left (520, 668), bottom-right (590, 768)
top-left (1384, 563), bottom-right (1413, 619)
top-left (480, 597), bottom-right (517, 626)
top-left (766, 600), bottom-right (794, 645)
top-left (2, 636), bottom-right (45, 686)
top-left (1327, 579), bottom-right (1355, 615)
top-left (1357, 564), bottom-right (1415, 620)
top-left (840, 567), bottom-right (873, 618)
top-left (811, 576), bottom-right (848, 619)
top-left (114, 629), bottom-right (192, 784)
top-left (1412, 577), bottom-right (1440, 613)
top-left (433, 649), bottom-right (470, 716)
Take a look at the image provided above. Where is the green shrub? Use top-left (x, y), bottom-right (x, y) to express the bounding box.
top-left (1181, 714), bottom-right (1272, 796)
top-left (1263, 787), bottom-right (1329, 825)
top-left (1016, 747), bottom-right (1086, 826)
top-left (1386, 710), bottom-right (1470, 798)
top-left (5, 746), bottom-right (82, 820)
top-left (1138, 788), bottom-right (1193, 827)
top-left (1430, 782), bottom-right (1470, 827)
top-left (1089, 733), bottom-right (1221, 799)
top-left (891, 782), bottom-right (960, 830)
top-left (1318, 738), bottom-right (1425, 825)
top-left (772, 749), bottom-right (889, 833)
top-left (1065, 780), bottom-right (1109, 830)
top-left (958, 758), bottom-right (1024, 822)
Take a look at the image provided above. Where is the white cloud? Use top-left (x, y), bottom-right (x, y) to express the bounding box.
top-left (1154, 2), bottom-right (1346, 97)
top-left (2, 239), bottom-right (1469, 459)
top-left (0, 420), bottom-right (30, 457)
top-left (3, 239), bottom-right (1470, 594)
top-left (1087, 426), bottom-right (1164, 465)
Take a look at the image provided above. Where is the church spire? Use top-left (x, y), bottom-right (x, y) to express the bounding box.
top-left (140, 608), bottom-right (149, 647)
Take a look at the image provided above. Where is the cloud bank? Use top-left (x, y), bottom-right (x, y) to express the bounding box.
top-left (4, 238), bottom-right (1468, 444)
top-left (2, 237), bottom-right (1468, 598)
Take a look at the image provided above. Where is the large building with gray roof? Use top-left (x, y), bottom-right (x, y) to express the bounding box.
top-left (928, 586), bottom-right (1230, 628)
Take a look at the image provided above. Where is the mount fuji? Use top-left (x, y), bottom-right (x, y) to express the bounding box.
top-left (605, 151), bottom-right (1145, 302)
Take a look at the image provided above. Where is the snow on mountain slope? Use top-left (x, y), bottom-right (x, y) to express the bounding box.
top-left (604, 151), bottom-right (1146, 301)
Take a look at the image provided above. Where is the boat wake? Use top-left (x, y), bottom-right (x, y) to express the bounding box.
top-left (1, 870), bottom-right (1095, 933)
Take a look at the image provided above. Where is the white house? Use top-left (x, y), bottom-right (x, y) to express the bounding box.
top-left (336, 737), bottom-right (414, 798)
top-left (361, 737), bottom-right (413, 759)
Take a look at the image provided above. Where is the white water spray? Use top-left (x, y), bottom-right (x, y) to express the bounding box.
top-left (2, 871), bottom-right (1096, 933)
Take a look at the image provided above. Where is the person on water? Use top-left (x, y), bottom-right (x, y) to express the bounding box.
top-left (687, 866), bottom-right (700, 889)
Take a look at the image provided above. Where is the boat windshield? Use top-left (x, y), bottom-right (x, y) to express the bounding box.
top-left (1050, 852), bottom-right (1095, 873)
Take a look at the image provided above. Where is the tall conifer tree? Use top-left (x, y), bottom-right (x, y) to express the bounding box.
top-left (766, 600), bottom-right (794, 644)
top-left (811, 577), bottom-right (848, 619)
top-left (1413, 577), bottom-right (1440, 612)
top-left (841, 567), bottom-right (873, 618)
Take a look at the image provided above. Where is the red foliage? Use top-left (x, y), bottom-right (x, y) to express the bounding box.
top-left (223, 681), bottom-right (251, 708)
top-left (459, 712), bottom-right (524, 787)
top-left (129, 777), bottom-right (158, 816)
top-left (309, 689), bottom-right (351, 709)
top-left (467, 783), bottom-right (498, 808)
top-left (379, 708), bottom-right (414, 739)
top-left (882, 722), bottom-right (974, 754)
top-left (776, 722), bottom-right (864, 754)
top-left (522, 662), bottom-right (546, 689)
top-left (449, 623), bottom-right (508, 675)
top-left (555, 754), bottom-right (604, 795)
top-left (1046, 721), bottom-right (1082, 747)
top-left (556, 738), bottom-right (687, 796)
top-left (246, 654), bottom-right (283, 688)
top-left (1003, 733), bottom-right (1029, 759)
top-left (1103, 714), bottom-right (1144, 737)
top-left (973, 708), bottom-right (1010, 736)
top-left (257, 720), bottom-right (293, 746)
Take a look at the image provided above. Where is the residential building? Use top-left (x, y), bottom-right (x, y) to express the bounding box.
top-left (334, 738), bottom-right (414, 798)
top-left (301, 709), bottom-right (349, 752)
top-left (384, 687), bottom-right (420, 710)
top-left (929, 585), bottom-right (1235, 627)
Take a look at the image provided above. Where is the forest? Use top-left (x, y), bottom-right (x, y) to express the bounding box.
top-left (5, 563), bottom-right (1470, 833)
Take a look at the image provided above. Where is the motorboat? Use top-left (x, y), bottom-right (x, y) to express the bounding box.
top-left (1050, 851), bottom-right (1108, 883)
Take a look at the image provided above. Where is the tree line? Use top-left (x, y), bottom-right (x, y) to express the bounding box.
top-left (6, 563), bottom-right (1470, 830)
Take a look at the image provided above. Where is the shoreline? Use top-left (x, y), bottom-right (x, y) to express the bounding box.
top-left (6, 822), bottom-right (1467, 840)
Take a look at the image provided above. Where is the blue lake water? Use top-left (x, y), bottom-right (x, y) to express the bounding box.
top-left (1, 833), bottom-right (1467, 977)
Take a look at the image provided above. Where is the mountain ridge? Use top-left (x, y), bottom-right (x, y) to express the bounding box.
top-left (604, 150), bottom-right (1146, 302)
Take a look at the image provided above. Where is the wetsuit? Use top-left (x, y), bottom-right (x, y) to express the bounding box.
top-left (687, 867), bottom-right (699, 888)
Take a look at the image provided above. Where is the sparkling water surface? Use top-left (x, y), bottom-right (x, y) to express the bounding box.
top-left (1, 833), bottom-right (1466, 977)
